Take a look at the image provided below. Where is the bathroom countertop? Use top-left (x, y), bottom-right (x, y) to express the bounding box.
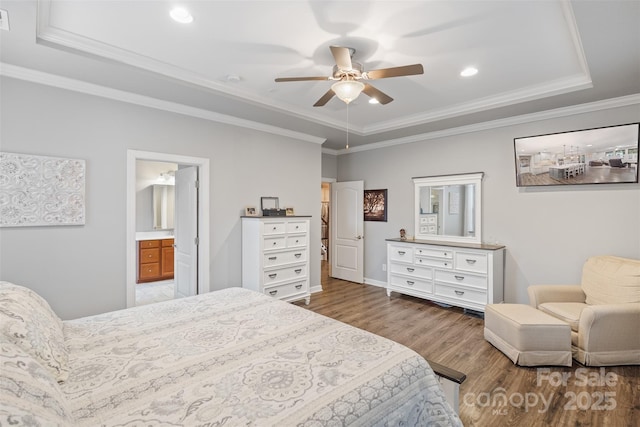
top-left (136, 231), bottom-right (174, 241)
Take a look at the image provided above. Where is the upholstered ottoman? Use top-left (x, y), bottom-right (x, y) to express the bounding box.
top-left (484, 304), bottom-right (572, 367)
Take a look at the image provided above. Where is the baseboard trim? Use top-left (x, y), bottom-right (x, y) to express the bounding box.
top-left (364, 278), bottom-right (387, 288)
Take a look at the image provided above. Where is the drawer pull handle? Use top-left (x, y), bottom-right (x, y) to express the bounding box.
top-left (466, 259), bottom-right (477, 264)
top-left (272, 227), bottom-right (277, 230)
top-left (148, 255), bottom-right (152, 258)
top-left (268, 273), bottom-right (277, 279)
top-left (455, 290), bottom-right (464, 296)
top-left (295, 240), bottom-right (299, 243)
top-left (454, 275), bottom-right (465, 280)
top-left (294, 253), bottom-right (302, 258)
top-left (406, 267), bottom-right (415, 272)
top-left (269, 290), bottom-right (278, 296)
top-left (444, 252), bottom-right (448, 256)
top-left (273, 242), bottom-right (278, 246)
top-left (398, 251), bottom-right (406, 255)
top-left (268, 256), bottom-right (277, 260)
top-left (294, 269), bottom-right (302, 274)
top-left (295, 226), bottom-right (299, 229)
top-left (295, 284), bottom-right (302, 289)
top-left (406, 280), bottom-right (415, 285)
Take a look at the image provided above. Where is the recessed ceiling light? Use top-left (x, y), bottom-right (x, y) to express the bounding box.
top-left (170, 7), bottom-right (193, 24)
top-left (460, 67), bottom-right (478, 77)
top-left (369, 98), bottom-right (379, 104)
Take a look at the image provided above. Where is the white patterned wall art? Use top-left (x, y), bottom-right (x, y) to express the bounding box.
top-left (0, 152), bottom-right (86, 227)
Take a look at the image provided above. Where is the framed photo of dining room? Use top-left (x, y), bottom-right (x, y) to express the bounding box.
top-left (364, 189), bottom-right (387, 222)
top-left (514, 122), bottom-right (639, 187)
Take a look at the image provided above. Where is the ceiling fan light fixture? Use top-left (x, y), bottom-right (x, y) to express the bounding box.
top-left (331, 80), bottom-right (365, 104)
top-left (369, 98), bottom-right (379, 104)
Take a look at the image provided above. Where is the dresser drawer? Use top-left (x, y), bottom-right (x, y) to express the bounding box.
top-left (264, 236), bottom-right (286, 250)
top-left (287, 234), bottom-right (307, 248)
top-left (263, 222), bottom-right (286, 235)
top-left (415, 257), bottom-right (453, 269)
top-left (389, 274), bottom-right (432, 293)
top-left (139, 240), bottom-right (160, 249)
top-left (139, 263), bottom-right (160, 279)
top-left (286, 221), bottom-right (307, 233)
top-left (455, 252), bottom-right (488, 273)
top-left (263, 250), bottom-right (306, 268)
top-left (435, 270), bottom-right (487, 289)
top-left (264, 280), bottom-right (307, 299)
top-left (415, 247), bottom-right (453, 259)
top-left (389, 246), bottom-right (414, 263)
top-left (419, 225), bottom-right (437, 234)
top-left (420, 215), bottom-right (437, 224)
top-left (161, 238), bottom-right (174, 247)
top-left (390, 262), bottom-right (432, 280)
top-left (434, 283), bottom-right (487, 305)
top-left (263, 264), bottom-right (307, 285)
top-left (140, 248), bottom-right (160, 263)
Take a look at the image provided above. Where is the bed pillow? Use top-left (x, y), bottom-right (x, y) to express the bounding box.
top-left (0, 338), bottom-right (73, 425)
top-left (0, 282), bottom-right (69, 382)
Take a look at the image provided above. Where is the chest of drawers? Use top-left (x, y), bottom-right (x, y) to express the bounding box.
top-left (242, 216), bottom-right (311, 304)
top-left (386, 239), bottom-right (505, 312)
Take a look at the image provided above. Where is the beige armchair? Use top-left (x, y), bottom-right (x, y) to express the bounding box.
top-left (527, 255), bottom-right (640, 366)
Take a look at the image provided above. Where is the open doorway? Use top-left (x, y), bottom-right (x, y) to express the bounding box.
top-left (135, 160), bottom-right (178, 305)
top-left (126, 150), bottom-right (210, 308)
top-left (321, 179), bottom-right (335, 284)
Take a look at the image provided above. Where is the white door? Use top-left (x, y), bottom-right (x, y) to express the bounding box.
top-left (174, 166), bottom-right (198, 298)
top-left (331, 181), bottom-right (364, 283)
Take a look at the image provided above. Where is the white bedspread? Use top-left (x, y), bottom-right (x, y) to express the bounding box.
top-left (61, 288), bottom-right (461, 426)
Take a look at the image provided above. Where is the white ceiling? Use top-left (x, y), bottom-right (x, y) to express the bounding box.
top-left (1, 0), bottom-right (639, 151)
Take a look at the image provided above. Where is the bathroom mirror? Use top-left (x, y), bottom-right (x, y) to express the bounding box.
top-left (413, 172), bottom-right (483, 244)
top-left (153, 184), bottom-right (175, 230)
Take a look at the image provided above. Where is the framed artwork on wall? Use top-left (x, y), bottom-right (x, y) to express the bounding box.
top-left (0, 152), bottom-right (86, 227)
top-left (364, 189), bottom-right (387, 222)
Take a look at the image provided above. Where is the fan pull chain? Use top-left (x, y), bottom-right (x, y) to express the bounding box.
top-left (346, 103), bottom-right (350, 150)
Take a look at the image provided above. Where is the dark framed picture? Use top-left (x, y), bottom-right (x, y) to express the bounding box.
top-left (364, 189), bottom-right (387, 221)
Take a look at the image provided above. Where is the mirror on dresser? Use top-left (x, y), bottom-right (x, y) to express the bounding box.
top-left (413, 172), bottom-right (483, 244)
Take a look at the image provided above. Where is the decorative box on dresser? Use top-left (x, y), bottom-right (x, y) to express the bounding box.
top-left (242, 216), bottom-right (311, 304)
top-left (386, 238), bottom-right (505, 312)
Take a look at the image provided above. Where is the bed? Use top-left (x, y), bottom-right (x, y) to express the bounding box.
top-left (1, 282), bottom-right (462, 426)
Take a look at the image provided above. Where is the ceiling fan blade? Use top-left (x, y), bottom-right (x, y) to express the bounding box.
top-left (330, 45), bottom-right (353, 71)
top-left (313, 89), bottom-right (335, 107)
top-left (365, 64), bottom-right (424, 79)
top-left (275, 76), bottom-right (329, 82)
top-left (362, 84), bottom-right (394, 105)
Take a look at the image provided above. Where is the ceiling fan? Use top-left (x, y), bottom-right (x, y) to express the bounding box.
top-left (275, 46), bottom-right (424, 107)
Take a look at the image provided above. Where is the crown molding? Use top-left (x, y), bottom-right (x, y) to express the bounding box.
top-left (363, 74), bottom-right (592, 134)
top-left (0, 62), bottom-right (326, 145)
top-left (337, 94), bottom-right (640, 155)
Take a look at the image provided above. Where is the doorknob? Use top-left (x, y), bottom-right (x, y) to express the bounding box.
top-left (356, 235), bottom-right (363, 240)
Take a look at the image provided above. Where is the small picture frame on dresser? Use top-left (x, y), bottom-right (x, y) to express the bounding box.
top-left (245, 207), bottom-right (258, 216)
top-left (285, 207), bottom-right (295, 216)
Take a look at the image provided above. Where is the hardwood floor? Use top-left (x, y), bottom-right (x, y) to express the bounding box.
top-left (294, 263), bottom-right (639, 426)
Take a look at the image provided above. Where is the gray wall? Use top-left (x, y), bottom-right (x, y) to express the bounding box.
top-left (0, 77), bottom-right (322, 319)
top-left (322, 152), bottom-right (338, 179)
top-left (337, 104), bottom-right (640, 304)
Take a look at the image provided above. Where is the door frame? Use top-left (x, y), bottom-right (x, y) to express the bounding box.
top-left (126, 150), bottom-right (210, 308)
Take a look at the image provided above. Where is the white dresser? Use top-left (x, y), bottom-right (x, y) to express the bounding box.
top-left (242, 216), bottom-right (311, 304)
top-left (386, 239), bottom-right (505, 312)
